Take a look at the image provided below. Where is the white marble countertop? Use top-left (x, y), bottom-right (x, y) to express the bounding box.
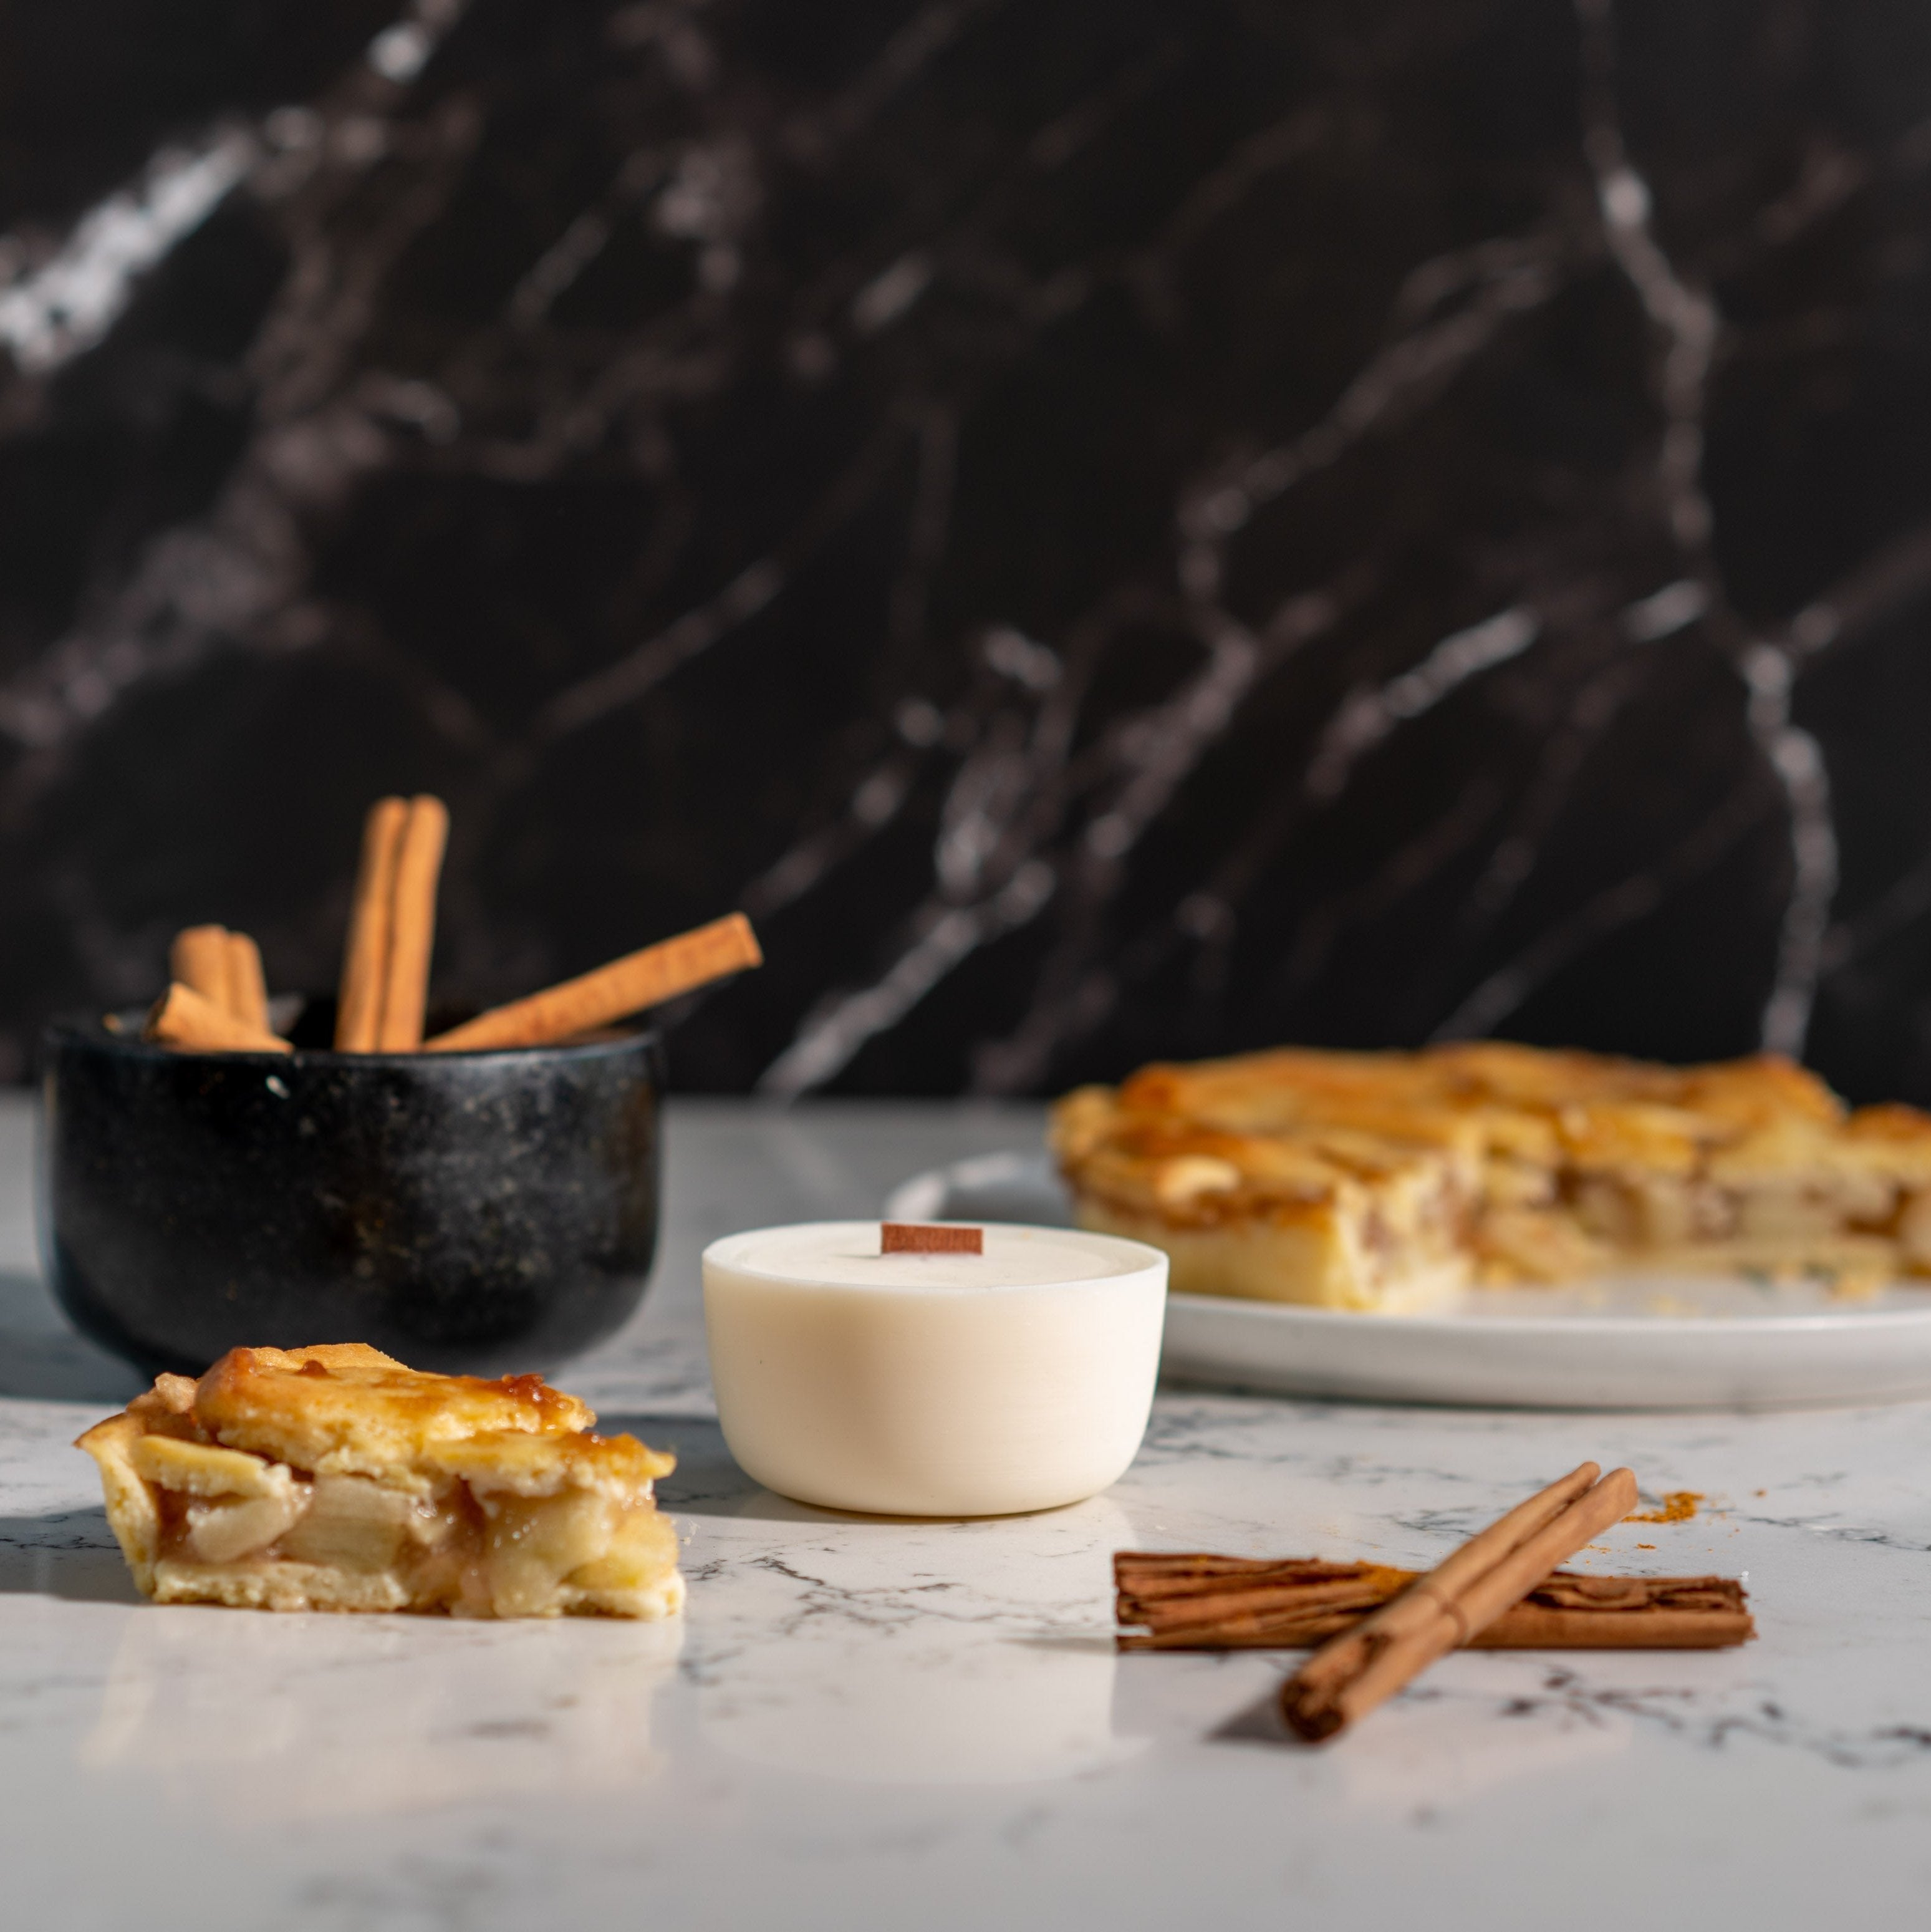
top-left (4, 1093), bottom-right (1931, 1930)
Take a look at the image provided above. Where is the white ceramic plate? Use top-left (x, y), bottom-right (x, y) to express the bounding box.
top-left (884, 1152), bottom-right (1931, 1409)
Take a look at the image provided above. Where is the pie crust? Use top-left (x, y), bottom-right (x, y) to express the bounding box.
top-left (78, 1345), bottom-right (684, 1618)
top-left (1052, 1043), bottom-right (1931, 1311)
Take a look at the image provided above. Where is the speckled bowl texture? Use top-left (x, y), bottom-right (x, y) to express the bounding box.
top-left (39, 1013), bottom-right (663, 1378)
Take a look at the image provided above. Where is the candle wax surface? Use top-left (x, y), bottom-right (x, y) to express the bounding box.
top-left (713, 1224), bottom-right (1128, 1291)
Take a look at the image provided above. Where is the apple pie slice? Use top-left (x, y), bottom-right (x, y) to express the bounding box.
top-left (1053, 1042), bottom-right (1931, 1311)
top-left (78, 1344), bottom-right (684, 1618)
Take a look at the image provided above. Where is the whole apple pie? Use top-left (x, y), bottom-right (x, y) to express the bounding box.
top-left (1052, 1042), bottom-right (1931, 1311)
top-left (78, 1344), bottom-right (683, 1618)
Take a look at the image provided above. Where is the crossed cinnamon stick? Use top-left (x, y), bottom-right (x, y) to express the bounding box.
top-left (1117, 1464), bottom-right (1755, 1746)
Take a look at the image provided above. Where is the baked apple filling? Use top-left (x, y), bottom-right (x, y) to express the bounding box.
top-left (79, 1344), bottom-right (683, 1619)
top-left (1055, 1043), bottom-right (1931, 1310)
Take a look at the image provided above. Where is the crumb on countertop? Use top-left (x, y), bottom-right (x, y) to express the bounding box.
top-left (1625, 1490), bottom-right (1703, 1525)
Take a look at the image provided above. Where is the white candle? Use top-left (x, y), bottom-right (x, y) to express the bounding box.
top-left (702, 1222), bottom-right (1168, 1516)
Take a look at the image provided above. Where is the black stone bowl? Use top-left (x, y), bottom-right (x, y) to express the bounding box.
top-left (39, 1008), bottom-right (663, 1378)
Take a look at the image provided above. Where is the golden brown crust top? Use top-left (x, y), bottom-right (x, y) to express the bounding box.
top-left (1055, 1041), bottom-right (1931, 1229)
top-left (77, 1351), bottom-right (675, 1523)
top-left (191, 1344), bottom-right (596, 1479)
top-left (1051, 1083), bottom-right (1466, 1234)
top-left (423, 1427), bottom-right (674, 1497)
top-left (1109, 1043), bottom-right (1841, 1146)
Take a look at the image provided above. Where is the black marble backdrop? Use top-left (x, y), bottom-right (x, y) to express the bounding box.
top-left (1, 0), bottom-right (1929, 1099)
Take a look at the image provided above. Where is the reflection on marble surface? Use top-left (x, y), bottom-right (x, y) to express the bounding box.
top-left (83, 1610), bottom-right (682, 1817)
top-left (701, 1629), bottom-right (1131, 1786)
top-left (690, 1493), bottom-right (1137, 1785)
top-left (2, 4), bottom-right (1931, 1102)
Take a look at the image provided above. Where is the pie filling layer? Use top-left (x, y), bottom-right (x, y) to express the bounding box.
top-left (1053, 1043), bottom-right (1931, 1311)
top-left (79, 1344), bottom-right (683, 1618)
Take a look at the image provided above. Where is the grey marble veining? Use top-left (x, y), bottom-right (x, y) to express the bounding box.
top-left (2, 1091), bottom-right (1931, 1928)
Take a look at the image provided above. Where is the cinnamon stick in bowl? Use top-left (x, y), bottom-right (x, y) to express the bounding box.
top-left (144, 982), bottom-right (292, 1054)
top-left (169, 925), bottom-right (234, 1010)
top-left (375, 795), bottom-right (448, 1051)
top-left (226, 932), bottom-right (270, 1031)
top-left (334, 795), bottom-right (449, 1051)
top-left (336, 797), bottom-right (410, 1051)
top-left (170, 925), bottom-right (272, 1030)
top-left (425, 912), bottom-right (761, 1053)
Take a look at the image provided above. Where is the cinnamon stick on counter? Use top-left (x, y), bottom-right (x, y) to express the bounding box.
top-left (424, 912), bottom-right (762, 1053)
top-left (1114, 1552), bottom-right (1753, 1652)
top-left (145, 982), bottom-right (292, 1054)
top-left (1278, 1462), bottom-right (1640, 1743)
top-left (335, 798), bottom-right (410, 1051)
top-left (374, 795), bottom-right (448, 1051)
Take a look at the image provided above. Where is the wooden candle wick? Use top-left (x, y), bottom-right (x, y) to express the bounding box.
top-left (424, 912), bottom-right (762, 1053)
top-left (881, 1224), bottom-right (984, 1255)
top-left (145, 983), bottom-right (292, 1054)
top-left (1279, 1462), bottom-right (1639, 1742)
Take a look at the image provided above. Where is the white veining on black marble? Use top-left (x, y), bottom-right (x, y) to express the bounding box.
top-left (0, 133), bottom-right (257, 377)
top-left (2, 3), bottom-right (1930, 1098)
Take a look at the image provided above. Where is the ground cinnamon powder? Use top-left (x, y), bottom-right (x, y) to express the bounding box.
top-left (1626, 1490), bottom-right (1703, 1524)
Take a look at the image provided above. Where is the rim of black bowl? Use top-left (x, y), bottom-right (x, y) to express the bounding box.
top-left (44, 1008), bottom-right (663, 1066)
